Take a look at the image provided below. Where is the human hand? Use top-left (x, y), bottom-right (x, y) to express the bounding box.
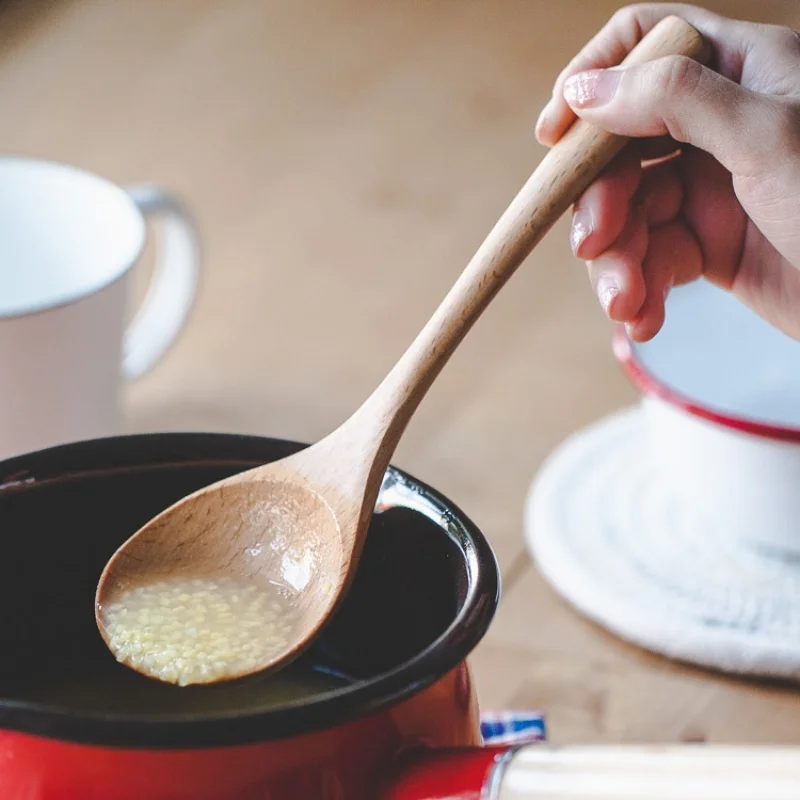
top-left (536, 4), bottom-right (800, 341)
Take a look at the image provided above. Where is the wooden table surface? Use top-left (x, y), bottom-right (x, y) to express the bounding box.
top-left (4, 0), bottom-right (800, 744)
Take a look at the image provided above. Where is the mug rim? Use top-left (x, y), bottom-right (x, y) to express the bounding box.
top-left (613, 325), bottom-right (800, 444)
top-left (0, 154), bottom-right (146, 321)
top-left (0, 431), bottom-right (500, 749)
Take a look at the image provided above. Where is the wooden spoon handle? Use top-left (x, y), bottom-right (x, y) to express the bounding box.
top-left (360, 15), bottom-right (709, 446)
top-left (496, 743), bottom-right (800, 798)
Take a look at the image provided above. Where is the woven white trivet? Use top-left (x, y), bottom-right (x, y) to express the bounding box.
top-left (525, 405), bottom-right (800, 681)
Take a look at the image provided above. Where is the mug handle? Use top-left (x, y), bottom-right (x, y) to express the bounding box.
top-left (121, 184), bottom-right (201, 380)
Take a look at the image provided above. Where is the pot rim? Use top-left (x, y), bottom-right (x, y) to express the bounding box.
top-left (0, 432), bottom-right (500, 749)
top-left (612, 325), bottom-right (800, 444)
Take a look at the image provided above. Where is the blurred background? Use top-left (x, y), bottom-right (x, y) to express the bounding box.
top-left (4, 0), bottom-right (800, 743)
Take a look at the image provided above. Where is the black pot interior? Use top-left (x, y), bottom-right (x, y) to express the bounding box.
top-left (0, 433), bottom-right (498, 747)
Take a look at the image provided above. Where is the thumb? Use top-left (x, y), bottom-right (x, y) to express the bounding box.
top-left (563, 57), bottom-right (790, 177)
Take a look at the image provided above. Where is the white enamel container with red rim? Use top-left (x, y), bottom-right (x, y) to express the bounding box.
top-left (613, 279), bottom-right (800, 556)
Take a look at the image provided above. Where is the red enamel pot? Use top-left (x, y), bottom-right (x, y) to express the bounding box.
top-left (0, 432), bottom-right (502, 799)
top-left (5, 433), bottom-right (800, 799)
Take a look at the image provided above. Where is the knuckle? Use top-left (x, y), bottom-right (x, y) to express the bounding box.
top-left (610, 5), bottom-right (640, 29)
top-left (610, 5), bottom-right (645, 43)
top-left (653, 55), bottom-right (703, 99)
top-left (610, 6), bottom-right (634, 27)
top-left (646, 56), bottom-right (703, 143)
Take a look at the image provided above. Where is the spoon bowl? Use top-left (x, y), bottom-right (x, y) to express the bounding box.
top-left (97, 15), bottom-right (710, 684)
top-left (97, 448), bottom-right (358, 682)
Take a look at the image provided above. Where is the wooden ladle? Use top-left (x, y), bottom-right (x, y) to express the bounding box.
top-left (96, 16), bottom-right (709, 683)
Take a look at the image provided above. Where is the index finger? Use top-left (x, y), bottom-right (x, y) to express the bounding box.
top-left (535, 3), bottom-right (750, 146)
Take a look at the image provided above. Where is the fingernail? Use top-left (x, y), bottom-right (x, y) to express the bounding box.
top-left (596, 274), bottom-right (620, 315)
top-left (564, 68), bottom-right (621, 108)
top-left (570, 207), bottom-right (593, 254)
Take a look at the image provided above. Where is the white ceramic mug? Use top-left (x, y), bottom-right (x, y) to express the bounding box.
top-left (0, 156), bottom-right (200, 460)
top-left (614, 279), bottom-right (800, 555)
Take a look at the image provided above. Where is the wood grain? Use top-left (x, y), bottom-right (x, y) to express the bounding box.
top-left (2, 0), bottom-right (800, 740)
